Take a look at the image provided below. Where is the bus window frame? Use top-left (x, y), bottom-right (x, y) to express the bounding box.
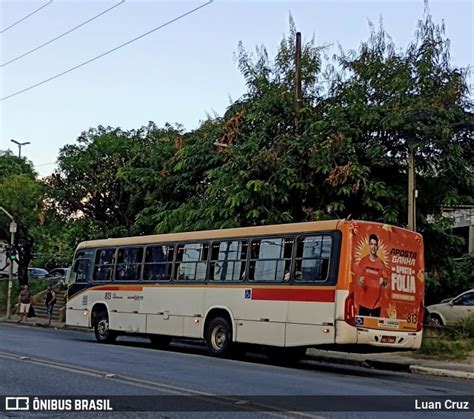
top-left (115, 246), bottom-right (145, 282)
top-left (247, 236), bottom-right (295, 283)
top-left (209, 239), bottom-right (248, 283)
top-left (292, 231), bottom-right (341, 286)
top-left (174, 241), bottom-right (210, 283)
top-left (92, 247), bottom-right (117, 283)
top-left (143, 243), bottom-right (175, 282)
top-left (70, 258), bottom-right (91, 284)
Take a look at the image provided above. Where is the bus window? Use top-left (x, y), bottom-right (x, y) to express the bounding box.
top-left (294, 235), bottom-right (332, 282)
top-left (144, 245), bottom-right (174, 281)
top-left (93, 248), bottom-right (116, 281)
top-left (175, 243), bottom-right (208, 281)
top-left (249, 237), bottom-right (293, 281)
top-left (71, 258), bottom-right (90, 283)
top-left (115, 247), bottom-right (143, 281)
top-left (209, 240), bottom-right (248, 281)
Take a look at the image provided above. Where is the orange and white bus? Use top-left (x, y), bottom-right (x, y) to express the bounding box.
top-left (66, 220), bottom-right (425, 358)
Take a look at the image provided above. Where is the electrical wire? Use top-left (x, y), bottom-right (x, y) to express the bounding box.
top-left (35, 161), bottom-right (58, 168)
top-left (0, 0), bottom-right (54, 34)
top-left (1, 1), bottom-right (126, 68)
top-left (1, 0), bottom-right (213, 102)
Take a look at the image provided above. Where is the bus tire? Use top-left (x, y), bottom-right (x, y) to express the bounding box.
top-left (149, 335), bottom-right (171, 349)
top-left (205, 316), bottom-right (233, 357)
top-left (94, 312), bottom-right (117, 344)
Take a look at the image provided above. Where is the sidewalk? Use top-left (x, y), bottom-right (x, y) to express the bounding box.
top-left (306, 348), bottom-right (474, 380)
top-left (1, 315), bottom-right (473, 380)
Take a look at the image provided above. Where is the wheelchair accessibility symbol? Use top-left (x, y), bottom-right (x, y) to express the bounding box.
top-left (244, 289), bottom-right (252, 299)
top-left (355, 316), bottom-right (364, 326)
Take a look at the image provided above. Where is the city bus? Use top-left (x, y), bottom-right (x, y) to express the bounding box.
top-left (66, 220), bottom-right (425, 358)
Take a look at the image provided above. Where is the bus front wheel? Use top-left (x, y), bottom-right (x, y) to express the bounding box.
top-left (94, 312), bottom-right (117, 344)
top-left (205, 317), bottom-right (233, 357)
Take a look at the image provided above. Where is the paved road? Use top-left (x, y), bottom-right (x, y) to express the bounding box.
top-left (0, 323), bottom-right (472, 418)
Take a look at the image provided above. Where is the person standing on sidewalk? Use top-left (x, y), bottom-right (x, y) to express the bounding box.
top-left (17, 285), bottom-right (32, 323)
top-left (44, 285), bottom-right (56, 327)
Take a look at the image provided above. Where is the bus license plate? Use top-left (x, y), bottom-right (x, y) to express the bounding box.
top-left (381, 336), bottom-right (396, 344)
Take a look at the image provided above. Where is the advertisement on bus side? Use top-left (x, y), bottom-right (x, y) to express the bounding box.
top-left (350, 223), bottom-right (424, 331)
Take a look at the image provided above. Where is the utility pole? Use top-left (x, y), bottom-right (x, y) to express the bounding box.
top-left (407, 144), bottom-right (416, 231)
top-left (295, 31), bottom-right (302, 131)
top-left (0, 206), bottom-right (16, 319)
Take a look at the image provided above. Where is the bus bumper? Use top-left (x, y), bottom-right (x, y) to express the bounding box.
top-left (336, 320), bottom-right (423, 349)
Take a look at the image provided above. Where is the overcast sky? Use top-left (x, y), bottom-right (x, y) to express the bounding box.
top-left (0, 0), bottom-right (472, 176)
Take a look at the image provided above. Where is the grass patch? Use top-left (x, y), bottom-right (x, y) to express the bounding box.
top-left (418, 315), bottom-right (474, 359)
top-left (418, 337), bottom-right (474, 360)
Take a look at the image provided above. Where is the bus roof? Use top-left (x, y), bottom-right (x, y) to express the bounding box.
top-left (75, 220), bottom-right (422, 251)
top-left (76, 220), bottom-right (344, 250)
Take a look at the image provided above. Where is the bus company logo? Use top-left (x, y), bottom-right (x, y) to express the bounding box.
top-left (378, 319), bottom-right (400, 328)
top-left (244, 289), bottom-right (252, 299)
top-left (355, 316), bottom-right (364, 326)
top-left (5, 397), bottom-right (29, 411)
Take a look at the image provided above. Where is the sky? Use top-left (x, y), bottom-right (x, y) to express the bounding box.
top-left (0, 0), bottom-right (472, 177)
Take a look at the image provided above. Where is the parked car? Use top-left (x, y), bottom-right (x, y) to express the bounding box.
top-left (48, 267), bottom-right (69, 278)
top-left (427, 289), bottom-right (474, 326)
top-left (27, 268), bottom-right (49, 278)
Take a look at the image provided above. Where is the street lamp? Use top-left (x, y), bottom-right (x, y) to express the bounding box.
top-left (10, 139), bottom-right (30, 158)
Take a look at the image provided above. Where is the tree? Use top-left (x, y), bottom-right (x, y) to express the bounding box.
top-left (0, 154), bottom-right (43, 284)
top-left (48, 125), bottom-right (148, 237)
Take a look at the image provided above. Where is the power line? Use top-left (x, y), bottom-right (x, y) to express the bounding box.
top-left (35, 161), bottom-right (57, 168)
top-left (0, 0), bottom-right (213, 102)
top-left (1, 0), bottom-right (126, 68)
top-left (0, 0), bottom-right (54, 34)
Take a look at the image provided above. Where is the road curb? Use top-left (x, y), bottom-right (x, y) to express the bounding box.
top-left (306, 353), bottom-right (410, 373)
top-left (306, 352), bottom-right (474, 379)
top-left (409, 365), bottom-right (474, 380)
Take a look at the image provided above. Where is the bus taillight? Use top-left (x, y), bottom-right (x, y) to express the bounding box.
top-left (345, 293), bottom-right (355, 326)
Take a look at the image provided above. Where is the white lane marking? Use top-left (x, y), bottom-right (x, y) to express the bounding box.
top-left (0, 351), bottom-right (325, 418)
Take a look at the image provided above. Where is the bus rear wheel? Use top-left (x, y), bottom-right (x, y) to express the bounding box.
top-left (205, 317), bottom-right (233, 357)
top-left (94, 312), bottom-right (117, 344)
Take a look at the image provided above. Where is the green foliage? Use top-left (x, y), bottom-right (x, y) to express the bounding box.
top-left (450, 316), bottom-right (474, 340)
top-left (425, 253), bottom-right (474, 305)
top-left (418, 337), bottom-right (473, 359)
top-left (0, 152), bottom-right (36, 180)
top-left (0, 156), bottom-right (44, 284)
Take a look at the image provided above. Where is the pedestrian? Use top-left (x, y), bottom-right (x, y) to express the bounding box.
top-left (17, 284), bottom-right (32, 323)
top-left (44, 285), bottom-right (56, 327)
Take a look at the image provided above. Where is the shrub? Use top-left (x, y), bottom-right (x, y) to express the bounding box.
top-left (450, 315), bottom-right (474, 340)
top-left (418, 337), bottom-right (473, 359)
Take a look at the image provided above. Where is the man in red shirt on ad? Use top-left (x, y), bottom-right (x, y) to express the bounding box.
top-left (356, 234), bottom-right (388, 317)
